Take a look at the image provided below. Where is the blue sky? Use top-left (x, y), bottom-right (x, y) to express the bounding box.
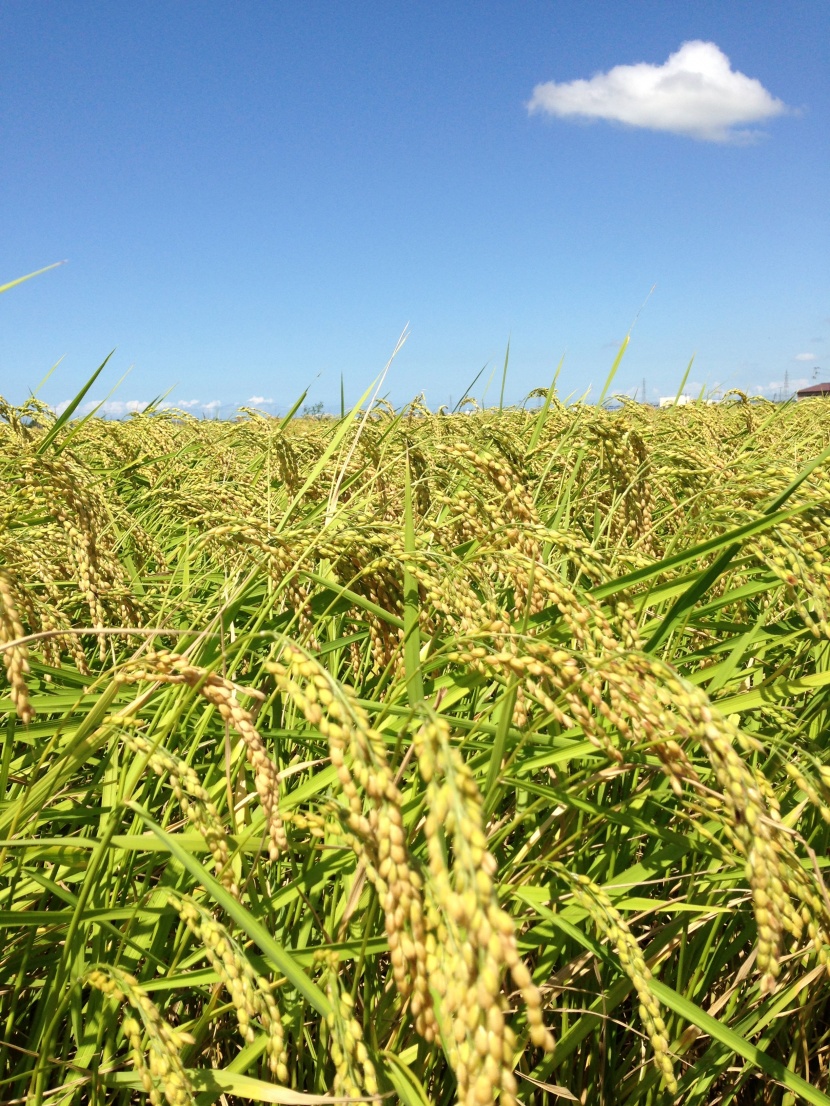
top-left (2, 1), bottom-right (828, 414)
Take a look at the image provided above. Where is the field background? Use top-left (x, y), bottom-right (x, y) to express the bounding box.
top-left (3, 390), bottom-right (830, 1105)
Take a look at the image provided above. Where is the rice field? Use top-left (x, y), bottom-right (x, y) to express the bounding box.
top-left (2, 382), bottom-right (830, 1105)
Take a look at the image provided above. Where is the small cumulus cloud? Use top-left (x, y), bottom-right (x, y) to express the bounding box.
top-left (794, 352), bottom-right (817, 362)
top-left (202, 400), bottom-right (221, 411)
top-left (527, 41), bottom-right (788, 142)
top-left (177, 399), bottom-right (203, 408)
top-left (248, 395), bottom-right (274, 405)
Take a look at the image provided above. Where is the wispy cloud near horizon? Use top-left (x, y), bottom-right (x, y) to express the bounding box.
top-left (755, 377), bottom-right (809, 396)
top-left (52, 398), bottom-right (151, 417)
top-left (527, 41), bottom-right (788, 142)
top-left (51, 397), bottom-right (226, 418)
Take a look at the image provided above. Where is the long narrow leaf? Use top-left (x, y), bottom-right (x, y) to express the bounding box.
top-left (127, 804), bottom-right (331, 1017)
top-left (36, 351), bottom-right (115, 454)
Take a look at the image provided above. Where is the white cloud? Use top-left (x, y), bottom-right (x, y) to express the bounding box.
top-left (248, 395), bottom-right (274, 405)
top-left (755, 378), bottom-right (809, 396)
top-left (77, 399), bottom-right (148, 417)
top-left (51, 397), bottom-right (227, 418)
top-left (794, 352), bottom-right (817, 362)
top-left (527, 41), bottom-right (787, 142)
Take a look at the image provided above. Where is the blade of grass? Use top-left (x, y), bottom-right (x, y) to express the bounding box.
top-left (673, 354), bottom-right (695, 406)
top-left (279, 389), bottom-right (309, 429)
top-left (381, 1052), bottom-right (432, 1106)
top-left (52, 365), bottom-right (134, 455)
top-left (0, 261), bottom-right (65, 296)
top-left (498, 337), bottom-right (510, 413)
top-left (30, 356), bottom-right (66, 399)
top-left (325, 326), bottom-right (409, 521)
top-left (127, 803), bottom-right (331, 1017)
top-left (35, 351), bottom-right (115, 455)
top-left (528, 355), bottom-right (565, 452)
top-left (651, 980), bottom-right (830, 1106)
top-left (598, 335), bottom-right (629, 406)
top-left (452, 362), bottom-right (487, 413)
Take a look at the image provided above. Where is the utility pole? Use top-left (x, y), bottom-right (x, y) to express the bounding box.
top-left (783, 369), bottom-right (789, 401)
top-left (641, 377), bottom-right (647, 404)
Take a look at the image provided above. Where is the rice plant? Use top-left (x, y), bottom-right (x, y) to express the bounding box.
top-left (2, 382), bottom-right (830, 1105)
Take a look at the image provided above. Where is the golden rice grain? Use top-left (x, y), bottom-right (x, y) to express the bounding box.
top-left (86, 965), bottom-right (195, 1106)
top-left (169, 893), bottom-right (288, 1081)
top-left (118, 651), bottom-right (287, 860)
top-left (0, 570), bottom-right (34, 724)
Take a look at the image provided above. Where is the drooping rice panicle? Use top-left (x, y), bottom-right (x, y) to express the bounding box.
top-left (86, 965), bottom-right (195, 1106)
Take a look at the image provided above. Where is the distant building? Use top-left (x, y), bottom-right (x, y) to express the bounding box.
top-left (658, 395), bottom-right (692, 408)
top-left (796, 382), bottom-right (830, 399)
